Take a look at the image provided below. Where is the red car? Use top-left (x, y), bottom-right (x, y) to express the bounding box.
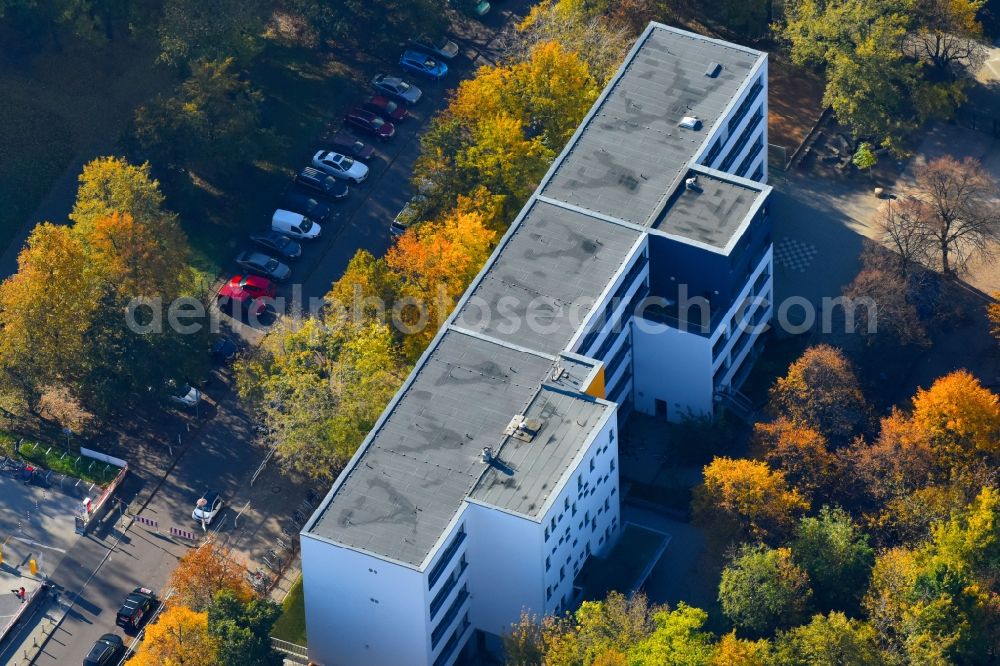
top-left (345, 108), bottom-right (395, 140)
top-left (217, 275), bottom-right (275, 316)
top-left (361, 95), bottom-right (409, 123)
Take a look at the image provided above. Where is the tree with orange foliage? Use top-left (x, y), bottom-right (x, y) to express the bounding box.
top-left (911, 369), bottom-right (1000, 461)
top-left (753, 418), bottom-right (838, 500)
top-left (167, 543), bottom-right (252, 612)
top-left (769, 345), bottom-right (867, 442)
top-left (130, 604), bottom-right (217, 666)
top-left (694, 457), bottom-right (809, 545)
top-left (387, 208), bottom-right (497, 359)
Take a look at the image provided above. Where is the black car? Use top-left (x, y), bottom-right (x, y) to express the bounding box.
top-left (84, 633), bottom-right (124, 666)
top-left (116, 587), bottom-right (157, 632)
top-left (235, 251), bottom-right (291, 281)
top-left (327, 130), bottom-right (376, 161)
top-left (281, 189), bottom-right (335, 221)
top-left (294, 167), bottom-right (350, 200)
top-left (250, 231), bottom-right (302, 261)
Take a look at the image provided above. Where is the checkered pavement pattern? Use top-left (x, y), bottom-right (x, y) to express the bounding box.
top-left (774, 236), bottom-right (818, 272)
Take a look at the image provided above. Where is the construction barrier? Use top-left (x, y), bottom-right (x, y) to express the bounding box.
top-left (169, 527), bottom-right (197, 541)
top-left (134, 515), bottom-right (158, 529)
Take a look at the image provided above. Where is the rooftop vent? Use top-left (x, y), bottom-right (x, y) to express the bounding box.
top-left (482, 447), bottom-right (493, 463)
top-left (685, 175), bottom-right (702, 192)
top-left (678, 116), bottom-right (702, 130)
top-left (705, 62), bottom-right (722, 78)
top-left (504, 414), bottom-right (544, 442)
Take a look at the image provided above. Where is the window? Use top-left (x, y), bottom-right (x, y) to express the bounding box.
top-left (428, 527), bottom-right (466, 589)
top-left (572, 502), bottom-right (577, 516)
top-left (431, 586), bottom-right (469, 648)
top-left (546, 556), bottom-right (551, 571)
top-left (560, 566), bottom-right (565, 582)
top-left (736, 135), bottom-right (764, 178)
top-left (429, 557), bottom-right (468, 619)
top-left (590, 458), bottom-right (595, 472)
top-left (544, 527), bottom-right (549, 541)
top-left (546, 586), bottom-right (552, 600)
top-left (704, 136), bottom-right (724, 166)
top-left (727, 77), bottom-right (763, 134)
top-left (721, 108), bottom-right (764, 172)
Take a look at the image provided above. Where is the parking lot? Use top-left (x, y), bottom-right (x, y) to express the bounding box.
top-left (0, 4), bottom-right (534, 665)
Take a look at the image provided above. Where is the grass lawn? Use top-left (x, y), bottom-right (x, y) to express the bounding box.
top-left (0, 37), bottom-right (176, 255)
top-left (0, 432), bottom-right (120, 486)
top-left (271, 575), bottom-right (307, 646)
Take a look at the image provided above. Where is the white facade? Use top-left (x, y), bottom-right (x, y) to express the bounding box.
top-left (300, 22), bottom-right (774, 666)
top-left (303, 407), bottom-right (617, 666)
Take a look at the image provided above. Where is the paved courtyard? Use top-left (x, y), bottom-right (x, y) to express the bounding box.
top-left (0, 474), bottom-right (83, 644)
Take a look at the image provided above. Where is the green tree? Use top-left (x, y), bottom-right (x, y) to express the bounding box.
top-left (791, 506), bottom-right (875, 611)
top-left (208, 590), bottom-right (283, 666)
top-left (629, 604), bottom-right (716, 665)
top-left (718, 545), bottom-right (813, 635)
top-left (773, 612), bottom-right (886, 666)
top-left (852, 142), bottom-right (877, 179)
top-left (864, 488), bottom-right (999, 664)
top-left (157, 0), bottom-right (268, 66)
top-left (134, 58), bottom-right (265, 173)
top-left (236, 317), bottom-right (406, 481)
top-left (781, 0), bottom-right (970, 153)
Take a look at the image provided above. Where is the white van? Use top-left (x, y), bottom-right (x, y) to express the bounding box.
top-left (272, 209), bottom-right (321, 240)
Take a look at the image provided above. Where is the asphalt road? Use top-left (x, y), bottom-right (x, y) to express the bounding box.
top-left (5, 4), bottom-right (531, 664)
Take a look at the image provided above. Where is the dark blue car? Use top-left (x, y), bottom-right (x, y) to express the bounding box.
top-left (399, 50), bottom-right (448, 80)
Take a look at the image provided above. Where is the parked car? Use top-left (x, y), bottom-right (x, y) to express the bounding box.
top-left (84, 633), bottom-right (124, 666)
top-left (217, 275), bottom-right (275, 317)
top-left (399, 50), bottom-right (448, 80)
top-left (391, 194), bottom-right (428, 236)
top-left (328, 130), bottom-right (376, 160)
top-left (210, 336), bottom-right (239, 364)
top-left (192, 490), bottom-right (224, 526)
top-left (250, 230), bottom-right (302, 261)
top-left (281, 190), bottom-right (334, 222)
top-left (311, 150), bottom-right (369, 183)
top-left (167, 381), bottom-right (201, 407)
top-left (116, 587), bottom-right (157, 632)
top-left (272, 209), bottom-right (321, 240)
top-left (410, 34), bottom-right (460, 59)
top-left (371, 74), bottom-right (422, 105)
top-left (451, 0), bottom-right (491, 17)
top-left (361, 95), bottom-right (409, 123)
top-left (345, 108), bottom-right (395, 140)
top-left (295, 166), bottom-right (349, 199)
top-left (235, 250), bottom-right (292, 282)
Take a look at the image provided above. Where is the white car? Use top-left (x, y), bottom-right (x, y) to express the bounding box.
top-left (192, 491), bottom-right (224, 527)
top-left (311, 151), bottom-right (368, 183)
top-left (168, 382), bottom-right (201, 407)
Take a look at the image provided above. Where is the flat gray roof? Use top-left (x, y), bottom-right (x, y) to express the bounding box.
top-left (469, 387), bottom-right (609, 517)
top-left (454, 200), bottom-right (641, 355)
top-left (304, 23), bottom-right (768, 569)
top-left (541, 26), bottom-right (763, 227)
top-left (307, 329), bottom-right (555, 567)
top-left (653, 169), bottom-right (762, 247)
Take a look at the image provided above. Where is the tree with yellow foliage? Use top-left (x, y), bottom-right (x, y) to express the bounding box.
top-left (694, 457), bottom-right (809, 544)
top-left (911, 369), bottom-right (1000, 462)
top-left (130, 604), bottom-right (217, 666)
top-left (167, 543), bottom-right (252, 612)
